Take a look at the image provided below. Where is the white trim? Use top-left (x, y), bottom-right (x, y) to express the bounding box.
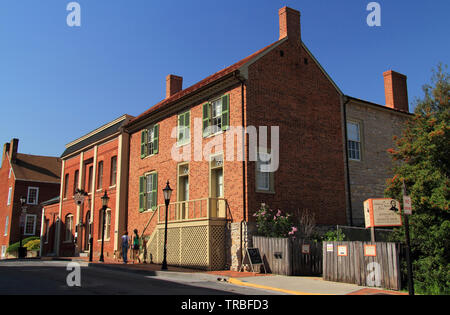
top-left (27, 186), bottom-right (39, 205)
top-left (4, 216), bottom-right (8, 236)
top-left (7, 187), bottom-right (12, 206)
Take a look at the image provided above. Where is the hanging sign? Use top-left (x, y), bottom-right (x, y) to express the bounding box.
top-left (302, 244), bottom-right (311, 255)
top-left (364, 199), bottom-right (403, 228)
top-left (364, 245), bottom-right (377, 257)
top-left (338, 245), bottom-right (348, 257)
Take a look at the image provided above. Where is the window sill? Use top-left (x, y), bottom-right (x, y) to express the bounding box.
top-left (140, 209), bottom-right (156, 214)
top-left (255, 189), bottom-right (276, 195)
top-left (97, 239), bottom-right (111, 242)
top-left (176, 140), bottom-right (191, 148)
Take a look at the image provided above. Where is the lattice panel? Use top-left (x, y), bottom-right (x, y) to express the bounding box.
top-left (147, 231), bottom-right (159, 263)
top-left (210, 225), bottom-right (226, 270)
top-left (181, 226), bottom-right (208, 269)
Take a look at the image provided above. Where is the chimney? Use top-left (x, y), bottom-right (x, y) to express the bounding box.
top-left (2, 143), bottom-right (10, 165)
top-left (10, 138), bottom-right (19, 163)
top-left (383, 70), bottom-right (409, 112)
top-left (279, 7), bottom-right (301, 42)
top-left (166, 75), bottom-right (183, 99)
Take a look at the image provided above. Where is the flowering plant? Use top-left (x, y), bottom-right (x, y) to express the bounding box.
top-left (253, 205), bottom-right (298, 238)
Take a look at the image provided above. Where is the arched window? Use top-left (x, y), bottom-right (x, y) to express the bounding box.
top-left (65, 214), bottom-right (74, 242)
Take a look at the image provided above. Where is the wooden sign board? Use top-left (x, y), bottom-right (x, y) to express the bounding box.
top-left (247, 248), bottom-right (263, 265)
top-left (364, 199), bottom-right (403, 228)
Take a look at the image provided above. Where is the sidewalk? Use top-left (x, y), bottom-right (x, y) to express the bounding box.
top-left (54, 257), bottom-right (407, 295)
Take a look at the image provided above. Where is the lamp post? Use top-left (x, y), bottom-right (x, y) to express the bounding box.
top-left (161, 181), bottom-right (173, 270)
top-left (18, 196), bottom-right (27, 259)
top-left (99, 190), bottom-right (109, 262)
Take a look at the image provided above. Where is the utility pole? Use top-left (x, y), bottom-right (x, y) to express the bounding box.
top-left (402, 180), bottom-right (415, 295)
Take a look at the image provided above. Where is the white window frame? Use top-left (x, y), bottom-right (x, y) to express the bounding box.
top-left (27, 187), bottom-right (39, 205)
top-left (347, 121), bottom-right (362, 161)
top-left (24, 214), bottom-right (37, 236)
top-left (256, 149), bottom-right (275, 193)
top-left (98, 209), bottom-right (111, 241)
top-left (4, 216), bottom-right (8, 236)
top-left (65, 214), bottom-right (74, 242)
top-left (1, 245), bottom-right (6, 259)
top-left (8, 168), bottom-right (12, 179)
top-left (7, 187), bottom-right (12, 206)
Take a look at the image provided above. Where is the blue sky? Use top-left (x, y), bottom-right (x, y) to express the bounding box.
top-left (1, 0), bottom-right (449, 157)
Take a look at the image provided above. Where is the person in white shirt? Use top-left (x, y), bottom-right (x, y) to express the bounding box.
top-left (121, 231), bottom-right (130, 263)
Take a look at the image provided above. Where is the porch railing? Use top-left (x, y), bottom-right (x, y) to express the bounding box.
top-left (156, 197), bottom-right (229, 224)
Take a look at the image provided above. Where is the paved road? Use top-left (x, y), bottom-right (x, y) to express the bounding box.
top-left (0, 260), bottom-right (282, 295)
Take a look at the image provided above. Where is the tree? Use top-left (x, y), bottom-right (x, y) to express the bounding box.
top-left (385, 63), bottom-right (450, 295)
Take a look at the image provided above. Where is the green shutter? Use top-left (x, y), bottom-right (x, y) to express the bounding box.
top-left (178, 114), bottom-right (184, 143)
top-left (140, 129), bottom-right (148, 159)
top-left (151, 173), bottom-right (158, 210)
top-left (139, 176), bottom-right (146, 213)
top-left (203, 103), bottom-right (210, 137)
top-left (184, 111), bottom-right (190, 141)
top-left (221, 94), bottom-right (230, 131)
top-left (153, 124), bottom-right (159, 154)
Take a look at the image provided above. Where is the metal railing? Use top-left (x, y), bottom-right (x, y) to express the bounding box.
top-left (157, 197), bottom-right (229, 224)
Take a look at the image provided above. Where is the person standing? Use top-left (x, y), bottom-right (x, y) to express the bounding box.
top-left (121, 231), bottom-right (130, 264)
top-left (132, 229), bottom-right (141, 264)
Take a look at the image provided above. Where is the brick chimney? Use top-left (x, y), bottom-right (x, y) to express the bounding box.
top-left (279, 7), bottom-right (301, 42)
top-left (166, 75), bottom-right (183, 99)
top-left (2, 143), bottom-right (10, 165)
top-left (383, 70), bottom-right (409, 112)
top-left (9, 138), bottom-right (19, 163)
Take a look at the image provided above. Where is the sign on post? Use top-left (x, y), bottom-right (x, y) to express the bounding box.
top-left (364, 199), bottom-right (403, 228)
top-left (403, 196), bottom-right (413, 215)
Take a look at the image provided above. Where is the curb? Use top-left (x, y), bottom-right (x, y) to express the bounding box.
top-left (227, 278), bottom-right (330, 295)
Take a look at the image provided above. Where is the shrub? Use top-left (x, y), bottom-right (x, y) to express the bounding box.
top-left (6, 236), bottom-right (40, 253)
top-left (24, 239), bottom-right (40, 251)
top-left (253, 205), bottom-right (298, 238)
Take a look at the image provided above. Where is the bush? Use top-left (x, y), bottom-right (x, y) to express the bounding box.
top-left (6, 236), bottom-right (40, 253)
top-left (24, 239), bottom-right (40, 251)
top-left (253, 205), bottom-right (298, 238)
top-left (322, 228), bottom-right (346, 242)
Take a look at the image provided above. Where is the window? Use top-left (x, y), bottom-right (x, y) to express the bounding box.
top-left (1, 246), bottom-right (6, 259)
top-left (73, 170), bottom-right (79, 195)
top-left (256, 151), bottom-right (274, 193)
top-left (27, 187), bottom-right (39, 205)
top-left (140, 125), bottom-right (159, 158)
top-left (24, 214), bottom-right (37, 235)
top-left (8, 168), bottom-right (12, 179)
top-left (4, 216), bottom-right (8, 236)
top-left (98, 209), bottom-right (111, 240)
top-left (139, 172), bottom-right (158, 213)
top-left (87, 165), bottom-right (93, 192)
top-left (44, 219), bottom-right (49, 243)
top-left (110, 156), bottom-right (117, 186)
top-left (97, 161), bottom-right (104, 190)
top-left (7, 187), bottom-right (12, 206)
top-left (65, 214), bottom-right (74, 242)
top-left (347, 122), bottom-right (361, 161)
top-left (64, 174), bottom-right (69, 199)
top-left (177, 111), bottom-right (191, 145)
top-left (202, 94), bottom-right (230, 137)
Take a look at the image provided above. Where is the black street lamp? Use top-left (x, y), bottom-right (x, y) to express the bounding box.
top-left (99, 190), bottom-right (110, 263)
top-left (161, 181), bottom-right (173, 270)
top-left (18, 196), bottom-right (27, 259)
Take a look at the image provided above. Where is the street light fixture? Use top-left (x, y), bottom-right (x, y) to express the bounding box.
top-left (161, 181), bottom-right (173, 270)
top-left (99, 190), bottom-right (110, 263)
top-left (18, 196), bottom-right (27, 259)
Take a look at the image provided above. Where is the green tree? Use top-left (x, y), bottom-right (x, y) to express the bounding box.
top-left (385, 63), bottom-right (450, 295)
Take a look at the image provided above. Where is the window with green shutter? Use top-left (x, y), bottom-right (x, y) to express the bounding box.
top-left (140, 124), bottom-right (159, 159)
top-left (202, 94), bottom-right (230, 137)
top-left (139, 172), bottom-right (158, 212)
top-left (177, 111), bottom-right (190, 145)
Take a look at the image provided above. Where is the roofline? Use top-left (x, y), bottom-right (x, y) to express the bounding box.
top-left (345, 95), bottom-right (413, 116)
top-left (61, 132), bottom-right (121, 160)
top-left (301, 42), bottom-right (343, 96)
top-left (65, 114), bottom-right (133, 149)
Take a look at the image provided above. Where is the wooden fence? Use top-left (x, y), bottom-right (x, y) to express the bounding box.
top-left (322, 242), bottom-right (402, 291)
top-left (253, 236), bottom-right (322, 276)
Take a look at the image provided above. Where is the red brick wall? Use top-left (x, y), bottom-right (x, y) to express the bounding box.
top-left (127, 85), bottom-right (246, 238)
top-left (59, 138), bottom-right (120, 258)
top-left (245, 39), bottom-right (347, 225)
top-left (0, 156), bottom-right (14, 252)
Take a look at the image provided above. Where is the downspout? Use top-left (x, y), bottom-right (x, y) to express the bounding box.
top-left (235, 71), bottom-right (247, 268)
top-left (342, 96), bottom-right (353, 226)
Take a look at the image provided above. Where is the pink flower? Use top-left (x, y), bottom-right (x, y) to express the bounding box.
top-left (273, 216), bottom-right (277, 220)
top-left (276, 210), bottom-right (282, 217)
top-left (291, 227), bottom-right (298, 233)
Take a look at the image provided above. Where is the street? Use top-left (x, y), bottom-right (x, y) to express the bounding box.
top-left (0, 260), bottom-right (282, 295)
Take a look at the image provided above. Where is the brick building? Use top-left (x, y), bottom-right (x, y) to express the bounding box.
top-left (44, 115), bottom-right (133, 258)
top-left (0, 139), bottom-right (61, 259)
top-left (345, 71), bottom-right (412, 227)
top-left (123, 7), bottom-right (352, 271)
